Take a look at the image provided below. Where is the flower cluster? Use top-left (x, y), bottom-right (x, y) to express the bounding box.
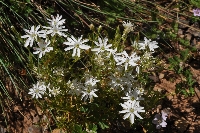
top-left (66, 75), bottom-right (99, 102)
top-left (119, 87), bottom-right (145, 124)
top-left (21, 14), bottom-right (68, 58)
top-left (21, 14), bottom-right (161, 126)
top-left (28, 81), bottom-right (60, 99)
top-left (133, 37), bottom-right (159, 52)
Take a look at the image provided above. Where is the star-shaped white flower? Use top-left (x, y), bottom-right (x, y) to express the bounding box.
top-left (21, 25), bottom-right (46, 47)
top-left (122, 89), bottom-right (144, 102)
top-left (28, 81), bottom-right (46, 99)
top-left (91, 37), bottom-right (112, 54)
top-left (122, 21), bottom-right (134, 32)
top-left (119, 101), bottom-right (145, 124)
top-left (43, 25), bottom-right (68, 37)
top-left (67, 79), bottom-right (83, 96)
top-left (138, 37), bottom-right (158, 52)
top-left (108, 74), bottom-right (126, 91)
top-left (81, 87), bottom-right (98, 102)
top-left (81, 77), bottom-right (99, 102)
top-left (115, 51), bottom-right (140, 71)
top-left (64, 35), bottom-right (90, 57)
top-left (33, 39), bottom-right (53, 58)
top-left (47, 14), bottom-right (66, 27)
top-left (47, 83), bottom-right (60, 97)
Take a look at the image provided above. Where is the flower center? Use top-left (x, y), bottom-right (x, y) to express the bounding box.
top-left (101, 46), bottom-right (105, 51)
top-left (75, 43), bottom-right (80, 48)
top-left (125, 58), bottom-right (129, 63)
top-left (130, 108), bottom-right (134, 113)
top-left (41, 47), bottom-right (46, 51)
top-left (35, 88), bottom-right (40, 94)
top-left (31, 33), bottom-right (37, 38)
top-left (53, 21), bottom-right (58, 26)
top-left (131, 96), bottom-right (135, 101)
top-left (87, 88), bottom-right (91, 93)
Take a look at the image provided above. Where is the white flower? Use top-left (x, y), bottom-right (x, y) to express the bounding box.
top-left (136, 87), bottom-right (144, 96)
top-left (122, 89), bottom-right (144, 102)
top-left (47, 14), bottom-right (66, 27)
top-left (81, 77), bottom-right (99, 102)
top-left (81, 87), bottom-right (98, 102)
top-left (28, 81), bottom-right (46, 99)
top-left (91, 37), bottom-right (112, 54)
top-left (33, 39), bottom-right (53, 58)
top-left (138, 37), bottom-right (159, 52)
top-left (67, 79), bottom-right (82, 96)
top-left (115, 51), bottom-right (140, 71)
top-left (123, 70), bottom-right (137, 83)
top-left (47, 83), bottom-right (60, 97)
top-left (110, 47), bottom-right (117, 56)
top-left (119, 101), bottom-right (145, 124)
top-left (42, 14), bottom-right (68, 37)
top-left (122, 21), bottom-right (134, 32)
top-left (21, 25), bottom-right (46, 47)
top-left (64, 35), bottom-right (90, 57)
top-left (85, 76), bottom-right (100, 86)
top-left (108, 74), bottom-right (125, 91)
top-left (43, 25), bottom-right (68, 37)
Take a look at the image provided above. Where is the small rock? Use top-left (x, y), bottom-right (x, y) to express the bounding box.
top-left (167, 94), bottom-right (173, 101)
top-left (185, 33), bottom-right (192, 41)
top-left (178, 29), bottom-right (183, 35)
top-left (33, 115), bottom-right (40, 124)
top-left (185, 108), bottom-right (193, 113)
top-left (159, 73), bottom-right (165, 79)
top-left (28, 125), bottom-right (42, 133)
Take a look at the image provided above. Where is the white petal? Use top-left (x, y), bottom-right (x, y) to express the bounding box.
top-left (33, 51), bottom-right (40, 54)
top-left (129, 114), bottom-right (135, 124)
top-left (21, 35), bottom-right (29, 39)
top-left (119, 110), bottom-right (129, 114)
top-left (63, 42), bottom-right (74, 46)
top-left (120, 103), bottom-right (128, 109)
top-left (123, 112), bottom-right (131, 120)
top-left (91, 92), bottom-right (98, 97)
top-left (24, 39), bottom-right (30, 47)
top-left (64, 47), bottom-right (74, 51)
top-left (134, 112), bottom-right (143, 119)
top-left (39, 52), bottom-right (43, 58)
top-left (35, 25), bottom-right (40, 31)
top-left (30, 39), bottom-right (34, 47)
top-left (77, 48), bottom-right (80, 57)
top-left (72, 48), bottom-right (76, 57)
top-left (80, 44), bottom-right (90, 50)
top-left (91, 48), bottom-right (100, 52)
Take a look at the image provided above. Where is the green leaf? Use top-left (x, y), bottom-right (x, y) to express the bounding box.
top-left (180, 49), bottom-right (189, 61)
top-left (190, 0), bottom-right (200, 8)
top-left (26, 0), bottom-right (30, 3)
top-left (98, 122), bottom-right (109, 129)
top-left (73, 124), bottom-right (83, 133)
